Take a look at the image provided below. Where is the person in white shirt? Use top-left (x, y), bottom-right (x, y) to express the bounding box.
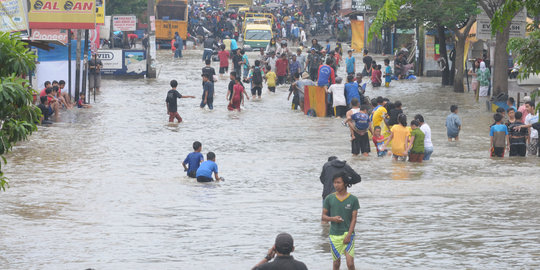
top-left (327, 77), bottom-right (347, 118)
top-left (415, 114), bottom-right (434, 160)
top-left (300, 28), bottom-right (307, 44)
top-left (524, 101), bottom-right (539, 156)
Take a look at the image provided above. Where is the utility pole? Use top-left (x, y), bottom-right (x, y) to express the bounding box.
top-left (81, 30), bottom-right (89, 103)
top-left (75, 30), bottom-right (82, 102)
top-left (68, 30), bottom-right (72, 98)
top-left (146, 0), bottom-right (157, 78)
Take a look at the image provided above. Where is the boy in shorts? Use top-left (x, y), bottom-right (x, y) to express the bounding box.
top-left (322, 171), bottom-right (359, 270)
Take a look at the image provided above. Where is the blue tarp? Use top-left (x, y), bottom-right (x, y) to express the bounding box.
top-left (36, 40), bottom-right (91, 62)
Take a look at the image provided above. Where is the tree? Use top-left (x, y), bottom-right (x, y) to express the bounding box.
top-left (492, 0), bottom-right (540, 80)
top-left (368, 0), bottom-right (478, 92)
top-left (107, 0), bottom-right (148, 22)
top-left (0, 32), bottom-right (41, 191)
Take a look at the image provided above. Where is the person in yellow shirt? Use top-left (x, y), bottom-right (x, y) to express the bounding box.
top-left (384, 113), bottom-right (411, 161)
top-left (265, 66), bottom-right (277, 93)
top-left (372, 97), bottom-right (389, 136)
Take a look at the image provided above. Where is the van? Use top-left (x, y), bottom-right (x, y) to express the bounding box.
top-left (243, 23), bottom-right (273, 50)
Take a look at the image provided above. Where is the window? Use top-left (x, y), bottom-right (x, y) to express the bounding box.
top-left (245, 30), bottom-right (271, 40)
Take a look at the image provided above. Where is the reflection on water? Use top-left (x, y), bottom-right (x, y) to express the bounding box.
top-left (1, 49), bottom-right (539, 269)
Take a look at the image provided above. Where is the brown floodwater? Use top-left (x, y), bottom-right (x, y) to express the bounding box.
top-left (1, 49), bottom-right (539, 269)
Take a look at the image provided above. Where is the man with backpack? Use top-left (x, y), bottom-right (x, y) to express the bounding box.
top-left (248, 60), bottom-right (265, 99)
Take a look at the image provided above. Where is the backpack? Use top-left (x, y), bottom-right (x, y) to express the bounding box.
top-left (252, 67), bottom-right (263, 84)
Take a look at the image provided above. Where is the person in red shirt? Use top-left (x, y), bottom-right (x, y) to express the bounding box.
top-left (275, 53), bottom-right (289, 85)
top-left (39, 81), bottom-right (52, 97)
top-left (371, 64), bottom-right (382, 87)
top-left (217, 44), bottom-right (230, 79)
top-left (228, 76), bottom-right (249, 111)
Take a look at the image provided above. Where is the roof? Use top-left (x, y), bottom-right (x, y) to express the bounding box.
top-left (21, 39), bottom-right (66, 50)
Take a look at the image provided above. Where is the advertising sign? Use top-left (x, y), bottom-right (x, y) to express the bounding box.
top-left (112, 15), bottom-right (137, 31)
top-left (31, 29), bottom-right (69, 43)
top-left (98, 50), bottom-right (122, 71)
top-left (476, 8), bottom-right (526, 40)
top-left (98, 49), bottom-right (146, 76)
top-left (89, 27), bottom-right (100, 52)
top-left (96, 0), bottom-right (105, 25)
top-left (0, 0), bottom-right (29, 32)
top-left (28, 0), bottom-right (96, 29)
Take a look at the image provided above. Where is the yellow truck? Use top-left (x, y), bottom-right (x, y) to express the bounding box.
top-left (226, 0), bottom-right (252, 10)
top-left (155, 0), bottom-right (188, 48)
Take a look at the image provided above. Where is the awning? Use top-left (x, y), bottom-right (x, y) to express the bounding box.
top-left (21, 39), bottom-right (66, 50)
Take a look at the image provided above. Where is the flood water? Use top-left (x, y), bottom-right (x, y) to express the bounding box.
top-left (1, 48), bottom-right (539, 269)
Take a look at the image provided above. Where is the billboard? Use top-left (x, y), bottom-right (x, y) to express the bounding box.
top-left (0, 0), bottom-right (29, 32)
top-left (98, 49), bottom-right (146, 76)
top-left (112, 15), bottom-right (137, 31)
top-left (28, 0), bottom-right (96, 29)
top-left (96, 0), bottom-right (105, 25)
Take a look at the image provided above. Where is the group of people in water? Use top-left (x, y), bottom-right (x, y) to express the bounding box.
top-left (35, 80), bottom-right (91, 124)
top-left (163, 37), bottom-right (540, 270)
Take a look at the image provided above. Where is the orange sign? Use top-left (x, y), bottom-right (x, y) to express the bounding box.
top-left (28, 0), bottom-right (96, 29)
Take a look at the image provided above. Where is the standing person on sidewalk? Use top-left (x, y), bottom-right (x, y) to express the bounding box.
top-left (322, 172), bottom-right (360, 270)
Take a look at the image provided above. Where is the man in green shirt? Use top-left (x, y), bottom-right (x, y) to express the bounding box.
top-left (322, 171), bottom-right (360, 270)
top-left (409, 120), bottom-right (425, 162)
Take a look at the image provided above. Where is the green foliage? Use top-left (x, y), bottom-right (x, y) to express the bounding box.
top-left (492, 0), bottom-right (540, 81)
top-left (507, 30), bottom-right (540, 79)
top-left (492, 0), bottom-right (540, 34)
top-left (367, 0), bottom-right (478, 42)
top-left (0, 32), bottom-right (41, 191)
top-left (107, 0), bottom-right (148, 22)
top-left (0, 32), bottom-right (36, 77)
top-left (368, 0), bottom-right (405, 41)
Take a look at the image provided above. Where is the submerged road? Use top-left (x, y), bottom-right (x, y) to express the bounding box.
top-left (1, 49), bottom-right (539, 269)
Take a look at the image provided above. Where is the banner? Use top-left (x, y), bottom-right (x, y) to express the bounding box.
top-left (350, 20), bottom-right (364, 52)
top-left (112, 15), bottom-right (136, 31)
top-left (31, 29), bottom-right (69, 43)
top-left (303, 86), bottom-right (326, 117)
top-left (96, 0), bottom-right (105, 25)
top-left (28, 0), bottom-right (96, 29)
top-left (0, 0), bottom-right (29, 32)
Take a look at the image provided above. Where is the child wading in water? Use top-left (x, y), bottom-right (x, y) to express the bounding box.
top-left (195, 152), bottom-right (222, 182)
top-left (409, 120), bottom-right (425, 162)
top-left (166, 79), bottom-right (195, 122)
top-left (490, 113), bottom-right (509, 157)
top-left (383, 58), bottom-right (392, 87)
top-left (183, 141), bottom-right (204, 178)
top-left (384, 113), bottom-right (411, 161)
top-left (446, 105), bottom-right (462, 141)
top-left (228, 76), bottom-right (250, 111)
top-left (372, 126), bottom-right (389, 157)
